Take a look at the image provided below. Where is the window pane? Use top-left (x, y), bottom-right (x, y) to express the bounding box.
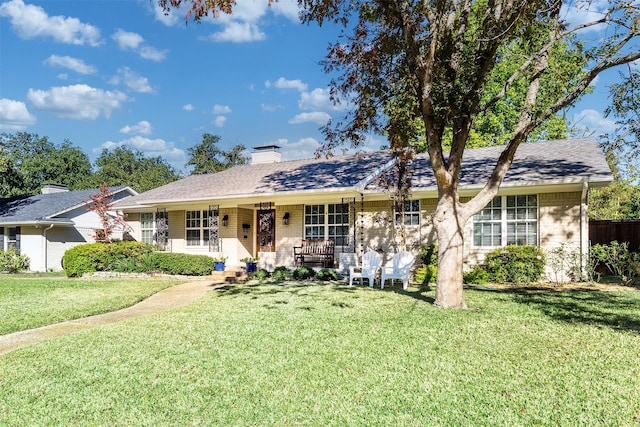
top-left (186, 230), bottom-right (200, 246)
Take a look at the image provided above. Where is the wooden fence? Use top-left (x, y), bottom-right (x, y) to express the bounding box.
top-left (589, 220), bottom-right (640, 252)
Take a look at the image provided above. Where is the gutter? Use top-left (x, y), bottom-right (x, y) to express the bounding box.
top-left (43, 224), bottom-right (55, 271)
top-left (581, 179), bottom-right (589, 276)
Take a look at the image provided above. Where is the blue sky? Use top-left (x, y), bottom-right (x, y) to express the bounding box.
top-left (0, 0), bottom-right (624, 175)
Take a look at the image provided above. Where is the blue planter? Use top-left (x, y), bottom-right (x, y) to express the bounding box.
top-left (214, 262), bottom-right (225, 272)
top-left (246, 262), bottom-right (257, 273)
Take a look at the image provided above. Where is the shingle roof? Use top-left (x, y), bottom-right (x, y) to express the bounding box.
top-left (115, 138), bottom-right (612, 208)
top-left (115, 150), bottom-right (394, 206)
top-left (0, 186), bottom-right (133, 224)
top-left (404, 137), bottom-right (613, 191)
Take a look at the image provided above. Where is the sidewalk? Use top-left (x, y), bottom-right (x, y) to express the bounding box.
top-left (0, 280), bottom-right (221, 356)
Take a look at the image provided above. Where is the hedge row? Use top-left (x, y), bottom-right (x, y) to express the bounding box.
top-left (62, 241), bottom-right (216, 277)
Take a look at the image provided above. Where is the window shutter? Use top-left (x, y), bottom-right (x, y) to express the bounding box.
top-left (0, 227), bottom-right (4, 250)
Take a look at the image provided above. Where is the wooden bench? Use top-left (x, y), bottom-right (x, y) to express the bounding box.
top-left (294, 239), bottom-right (335, 268)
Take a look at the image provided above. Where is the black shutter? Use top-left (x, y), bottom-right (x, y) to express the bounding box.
top-left (0, 227), bottom-right (4, 250)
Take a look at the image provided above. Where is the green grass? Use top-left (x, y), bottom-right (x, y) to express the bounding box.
top-left (1, 281), bottom-right (639, 426)
top-left (0, 273), bottom-right (184, 334)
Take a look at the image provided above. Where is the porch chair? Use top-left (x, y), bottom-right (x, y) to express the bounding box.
top-left (349, 250), bottom-right (382, 287)
top-left (380, 251), bottom-right (415, 290)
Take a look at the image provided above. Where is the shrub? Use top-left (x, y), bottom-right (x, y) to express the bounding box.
top-left (249, 268), bottom-right (271, 281)
top-left (547, 243), bottom-right (584, 284)
top-left (414, 265), bottom-right (437, 284)
top-left (149, 252), bottom-right (216, 276)
top-left (271, 266), bottom-right (293, 281)
top-left (62, 241), bottom-right (216, 277)
top-left (463, 265), bottom-right (491, 285)
top-left (63, 241), bottom-right (152, 277)
top-left (293, 266), bottom-right (316, 280)
top-left (316, 268), bottom-right (340, 281)
top-left (0, 247), bottom-right (30, 273)
top-left (485, 245), bottom-right (545, 284)
top-left (590, 241), bottom-right (640, 286)
top-left (415, 244), bottom-right (438, 284)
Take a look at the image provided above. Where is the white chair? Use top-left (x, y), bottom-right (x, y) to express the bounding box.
top-left (380, 251), bottom-right (415, 290)
top-left (349, 250), bottom-right (382, 287)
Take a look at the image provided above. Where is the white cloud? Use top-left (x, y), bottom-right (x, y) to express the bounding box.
top-left (151, 2), bottom-right (180, 26)
top-left (266, 77), bottom-right (308, 92)
top-left (270, 0), bottom-right (301, 21)
top-left (202, 0), bottom-right (299, 43)
top-left (0, 98), bottom-right (36, 130)
top-left (261, 103), bottom-right (283, 112)
top-left (182, 104), bottom-right (195, 111)
top-left (289, 111), bottom-right (331, 125)
top-left (119, 120), bottom-right (153, 136)
top-left (110, 67), bottom-right (154, 93)
top-left (112, 28), bottom-right (167, 62)
top-left (213, 116), bottom-right (227, 127)
top-left (0, 0), bottom-right (102, 46)
top-left (26, 84), bottom-right (128, 120)
top-left (207, 20), bottom-right (265, 43)
top-left (298, 87), bottom-right (346, 111)
top-left (212, 104), bottom-right (232, 114)
top-left (268, 137), bottom-right (321, 160)
top-left (44, 54), bottom-right (96, 75)
top-left (572, 108), bottom-right (617, 135)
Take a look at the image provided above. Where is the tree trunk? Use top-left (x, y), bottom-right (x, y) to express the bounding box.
top-left (433, 195), bottom-right (468, 309)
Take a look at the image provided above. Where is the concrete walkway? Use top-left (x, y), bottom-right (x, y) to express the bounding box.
top-left (0, 280), bottom-right (221, 356)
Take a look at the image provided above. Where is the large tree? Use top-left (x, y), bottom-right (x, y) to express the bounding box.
top-left (186, 133), bottom-right (249, 174)
top-left (88, 146), bottom-right (181, 193)
top-left (0, 132), bottom-right (92, 196)
top-left (160, 0), bottom-right (640, 309)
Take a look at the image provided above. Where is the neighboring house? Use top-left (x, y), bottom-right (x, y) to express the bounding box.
top-left (114, 139), bottom-right (613, 275)
top-left (0, 184), bottom-right (138, 272)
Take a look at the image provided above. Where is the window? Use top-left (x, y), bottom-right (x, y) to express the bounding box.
top-left (185, 210), bottom-right (210, 247)
top-left (473, 195), bottom-right (538, 247)
top-left (140, 212), bottom-right (155, 244)
top-left (395, 200), bottom-right (420, 226)
top-left (305, 203), bottom-right (350, 246)
top-left (7, 227), bottom-right (18, 249)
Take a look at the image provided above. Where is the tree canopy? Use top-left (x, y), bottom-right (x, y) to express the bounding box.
top-left (186, 133), bottom-right (249, 174)
top-left (0, 132), bottom-right (92, 197)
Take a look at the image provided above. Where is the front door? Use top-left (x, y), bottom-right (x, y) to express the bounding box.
top-left (258, 209), bottom-right (275, 252)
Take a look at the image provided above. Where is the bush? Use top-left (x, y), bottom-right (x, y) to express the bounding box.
top-left (485, 245), bottom-right (545, 284)
top-left (149, 252), bottom-right (216, 276)
top-left (590, 241), bottom-right (640, 286)
top-left (415, 244), bottom-right (438, 284)
top-left (249, 268), bottom-right (271, 281)
top-left (271, 266), bottom-right (293, 281)
top-left (293, 266), bottom-right (316, 280)
top-left (463, 265), bottom-right (491, 285)
top-left (0, 247), bottom-right (30, 273)
top-left (414, 265), bottom-right (437, 284)
top-left (316, 268), bottom-right (340, 281)
top-left (62, 241), bottom-right (216, 277)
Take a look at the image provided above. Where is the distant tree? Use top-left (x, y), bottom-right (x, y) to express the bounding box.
top-left (0, 148), bottom-right (24, 198)
top-left (0, 132), bottom-right (92, 195)
top-left (161, 0), bottom-right (640, 309)
top-left (589, 180), bottom-right (640, 220)
top-left (186, 133), bottom-right (248, 174)
top-left (88, 146), bottom-right (181, 193)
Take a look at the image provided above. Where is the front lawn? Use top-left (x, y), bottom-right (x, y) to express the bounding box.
top-left (0, 273), bottom-right (184, 334)
top-left (1, 281), bottom-right (639, 425)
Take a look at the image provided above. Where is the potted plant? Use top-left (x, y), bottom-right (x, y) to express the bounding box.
top-left (212, 256), bottom-right (227, 272)
top-left (240, 256), bottom-right (259, 273)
